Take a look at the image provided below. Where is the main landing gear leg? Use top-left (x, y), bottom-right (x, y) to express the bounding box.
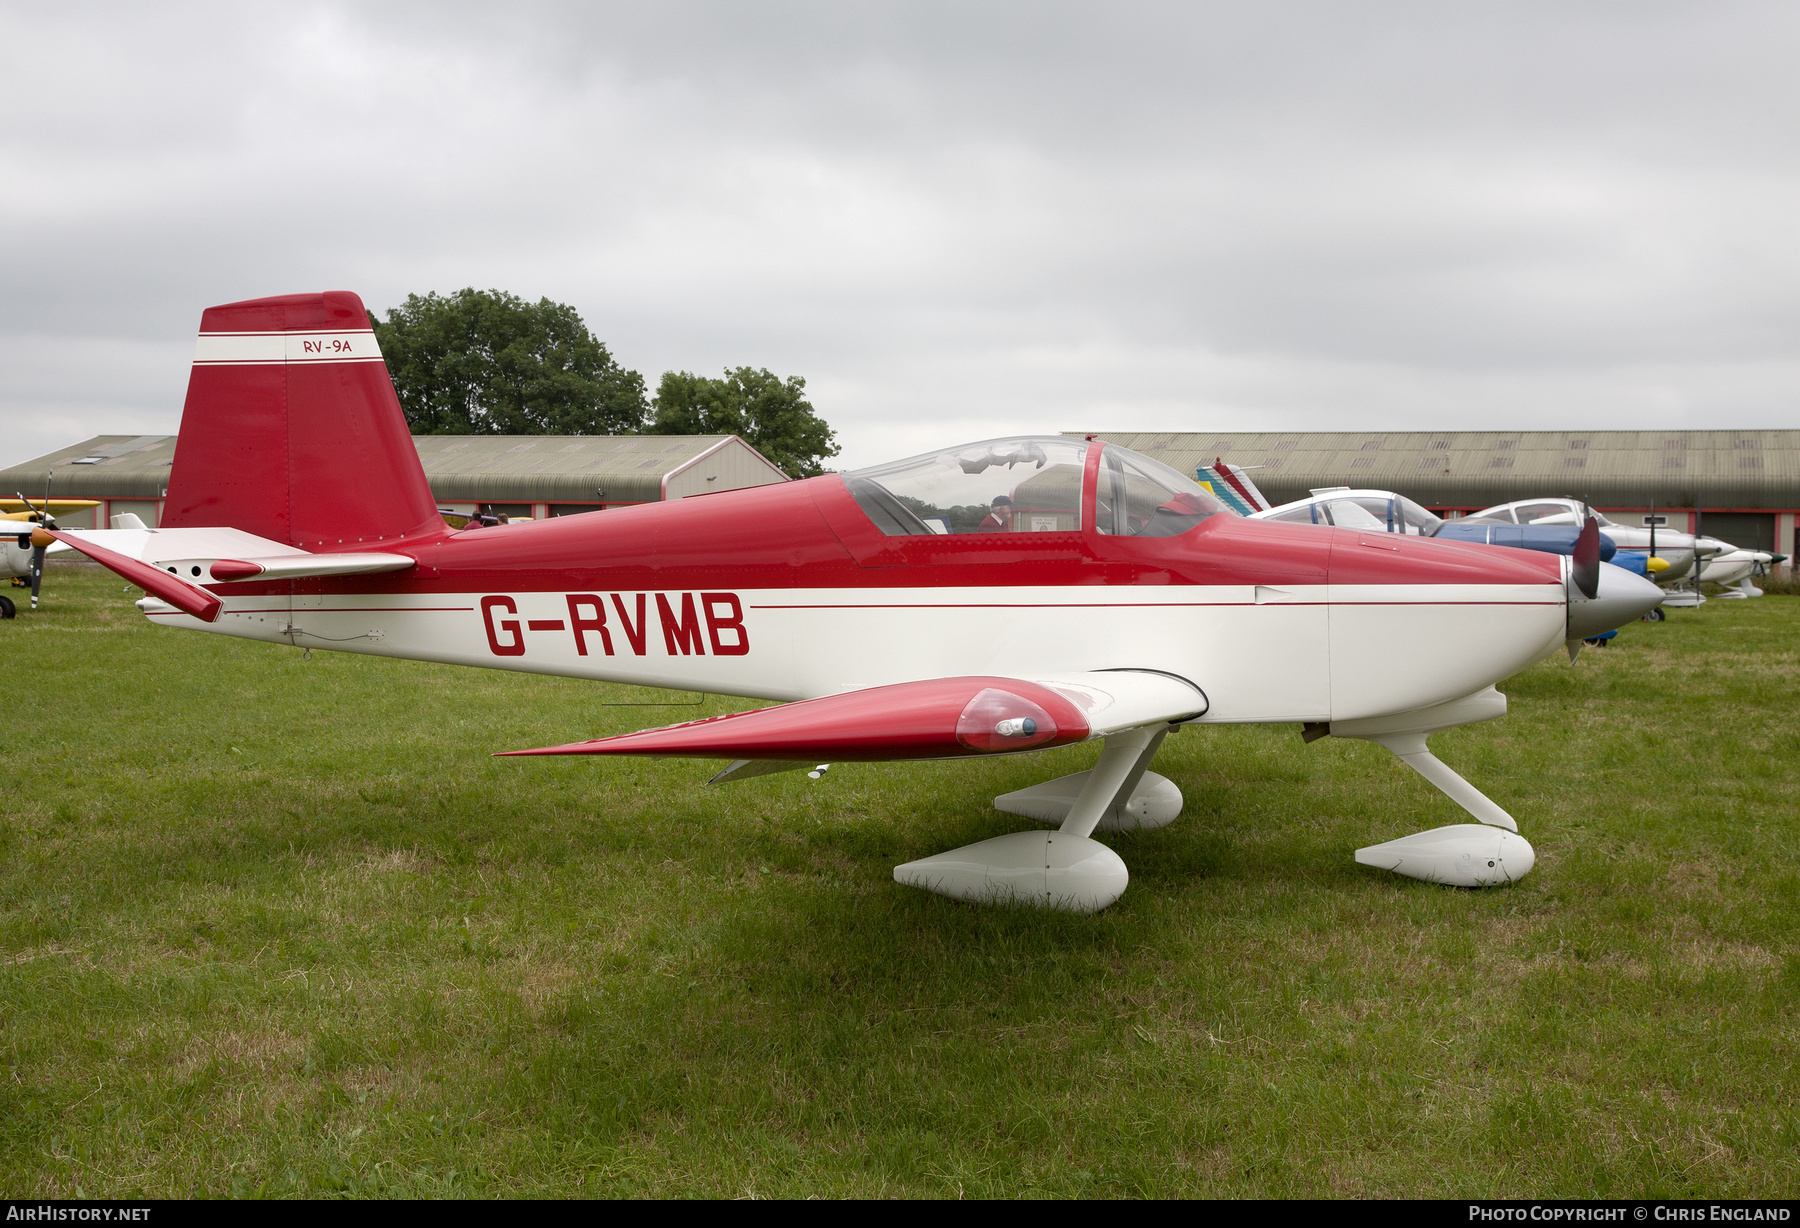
top-left (993, 728), bottom-right (1181, 832)
top-left (1325, 688), bottom-right (1537, 887)
top-left (1055, 727), bottom-right (1166, 839)
top-left (892, 725), bottom-right (1170, 913)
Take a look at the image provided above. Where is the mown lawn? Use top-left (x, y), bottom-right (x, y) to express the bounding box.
top-left (3, 561), bottom-right (1797, 1198)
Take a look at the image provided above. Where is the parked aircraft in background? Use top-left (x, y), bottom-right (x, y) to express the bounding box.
top-left (0, 498), bottom-right (97, 517)
top-left (1254, 487), bottom-right (1607, 553)
top-left (1465, 498), bottom-right (1722, 587)
top-left (1196, 459), bottom-right (1274, 514)
top-left (1696, 538), bottom-right (1787, 597)
top-left (1247, 488), bottom-right (1662, 637)
top-left (52, 293), bottom-right (1664, 909)
top-left (0, 498), bottom-right (95, 616)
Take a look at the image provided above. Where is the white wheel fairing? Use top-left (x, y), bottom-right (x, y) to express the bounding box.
top-left (893, 831), bottom-right (1128, 912)
top-left (1355, 823), bottom-right (1537, 886)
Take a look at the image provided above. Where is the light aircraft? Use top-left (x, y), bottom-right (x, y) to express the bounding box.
top-left (1693, 537), bottom-right (1786, 598)
top-left (50, 292), bottom-right (1665, 910)
top-left (0, 497), bottom-right (96, 616)
top-left (1245, 488), bottom-right (1663, 637)
top-left (1464, 498), bottom-right (1721, 587)
top-left (1252, 487), bottom-right (1608, 553)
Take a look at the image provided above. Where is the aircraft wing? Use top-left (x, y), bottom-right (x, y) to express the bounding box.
top-left (0, 500), bottom-right (100, 515)
top-left (498, 670), bottom-right (1209, 772)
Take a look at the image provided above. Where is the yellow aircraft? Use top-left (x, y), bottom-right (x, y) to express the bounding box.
top-left (2, 498), bottom-right (100, 617)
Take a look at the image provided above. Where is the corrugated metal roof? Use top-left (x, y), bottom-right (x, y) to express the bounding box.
top-left (411, 435), bottom-right (783, 502)
top-left (0, 434), bottom-right (787, 506)
top-left (0, 435), bottom-right (178, 499)
top-left (1076, 430), bottom-right (1800, 510)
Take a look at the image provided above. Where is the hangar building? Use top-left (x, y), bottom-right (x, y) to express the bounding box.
top-left (1089, 429), bottom-right (1800, 566)
top-left (0, 434), bottom-right (788, 529)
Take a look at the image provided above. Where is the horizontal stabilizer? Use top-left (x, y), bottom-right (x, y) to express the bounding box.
top-left (47, 530), bottom-right (221, 623)
top-left (58, 527), bottom-right (415, 583)
top-left (171, 553), bottom-right (415, 583)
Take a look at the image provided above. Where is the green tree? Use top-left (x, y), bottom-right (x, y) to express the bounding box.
top-left (372, 289), bottom-right (647, 435)
top-left (651, 367), bottom-right (840, 477)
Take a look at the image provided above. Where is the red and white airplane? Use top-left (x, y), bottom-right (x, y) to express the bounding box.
top-left (44, 292), bottom-right (1661, 910)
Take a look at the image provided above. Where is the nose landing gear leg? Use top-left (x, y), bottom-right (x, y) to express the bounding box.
top-left (1322, 688), bottom-right (1537, 887)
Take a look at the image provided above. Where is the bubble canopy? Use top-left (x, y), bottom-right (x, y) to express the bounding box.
top-left (842, 436), bottom-right (1234, 538)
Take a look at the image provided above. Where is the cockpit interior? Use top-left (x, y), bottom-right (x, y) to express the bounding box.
top-left (842, 437), bottom-right (1232, 539)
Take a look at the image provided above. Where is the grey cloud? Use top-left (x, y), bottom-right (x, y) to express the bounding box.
top-left (3, 2), bottom-right (1798, 471)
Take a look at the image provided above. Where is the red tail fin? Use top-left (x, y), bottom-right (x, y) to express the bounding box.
top-left (161, 291), bottom-right (441, 549)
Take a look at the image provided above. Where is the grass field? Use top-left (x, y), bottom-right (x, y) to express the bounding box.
top-left (4, 561), bottom-right (1798, 1198)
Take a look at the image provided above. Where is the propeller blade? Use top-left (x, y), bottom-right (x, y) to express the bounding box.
top-left (1572, 516), bottom-right (1600, 600)
top-left (28, 545), bottom-right (43, 609)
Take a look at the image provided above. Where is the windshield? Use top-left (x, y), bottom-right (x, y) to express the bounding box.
top-left (844, 437), bottom-right (1089, 536)
top-left (1266, 492), bottom-right (1440, 534)
top-left (1514, 500), bottom-right (1580, 524)
top-left (1096, 446), bottom-right (1233, 537)
top-left (1335, 496), bottom-right (1437, 533)
top-left (1265, 504), bottom-right (1321, 525)
top-left (1470, 501), bottom-right (1612, 527)
top-left (1321, 498), bottom-right (1387, 530)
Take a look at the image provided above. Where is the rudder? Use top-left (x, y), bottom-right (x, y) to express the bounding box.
top-left (161, 291), bottom-right (441, 549)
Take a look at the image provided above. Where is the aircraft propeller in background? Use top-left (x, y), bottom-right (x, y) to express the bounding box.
top-left (0, 490), bottom-right (97, 617)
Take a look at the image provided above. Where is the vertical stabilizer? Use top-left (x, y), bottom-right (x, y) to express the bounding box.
top-left (1197, 458), bottom-right (1272, 514)
top-left (161, 291), bottom-right (441, 549)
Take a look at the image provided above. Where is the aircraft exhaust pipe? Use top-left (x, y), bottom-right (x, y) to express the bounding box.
top-left (1567, 559), bottom-right (1665, 641)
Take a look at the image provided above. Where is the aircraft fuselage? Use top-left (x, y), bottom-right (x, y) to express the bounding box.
top-left (129, 472), bottom-right (1570, 726)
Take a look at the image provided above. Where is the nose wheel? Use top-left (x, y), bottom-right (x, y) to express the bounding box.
top-left (1644, 608), bottom-right (1665, 622)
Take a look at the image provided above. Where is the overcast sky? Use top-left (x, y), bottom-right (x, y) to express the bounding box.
top-left (3, 2), bottom-right (1798, 471)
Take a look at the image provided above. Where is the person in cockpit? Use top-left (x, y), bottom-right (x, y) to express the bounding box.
top-left (977, 495), bottom-right (1015, 533)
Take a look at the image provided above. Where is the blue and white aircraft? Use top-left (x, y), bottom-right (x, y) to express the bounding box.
top-left (1244, 487), bottom-right (1663, 640)
top-left (1464, 498), bottom-right (1719, 586)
